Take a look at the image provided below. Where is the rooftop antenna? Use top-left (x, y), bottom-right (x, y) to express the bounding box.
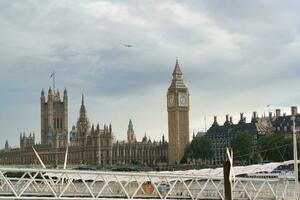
top-left (32, 146), bottom-right (46, 169)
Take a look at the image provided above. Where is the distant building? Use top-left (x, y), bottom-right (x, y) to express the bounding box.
top-left (205, 106), bottom-right (300, 164)
top-left (167, 59), bottom-right (190, 165)
top-left (40, 87), bottom-right (68, 147)
top-left (1, 59), bottom-right (195, 166)
top-left (270, 106), bottom-right (300, 134)
top-left (206, 112), bottom-right (270, 164)
top-left (0, 93), bottom-right (168, 166)
top-left (4, 140), bottom-right (9, 149)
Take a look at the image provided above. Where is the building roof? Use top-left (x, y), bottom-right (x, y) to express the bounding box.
top-left (169, 59), bottom-right (187, 90)
top-left (206, 115), bottom-right (269, 138)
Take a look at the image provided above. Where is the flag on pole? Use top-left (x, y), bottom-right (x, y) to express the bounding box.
top-left (50, 71), bottom-right (55, 78)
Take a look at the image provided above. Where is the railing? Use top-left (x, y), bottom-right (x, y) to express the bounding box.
top-left (0, 167), bottom-right (297, 199)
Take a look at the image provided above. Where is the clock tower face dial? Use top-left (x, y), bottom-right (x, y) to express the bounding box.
top-left (180, 96), bottom-right (186, 105)
top-left (168, 95), bottom-right (175, 107)
top-left (179, 94), bottom-right (188, 106)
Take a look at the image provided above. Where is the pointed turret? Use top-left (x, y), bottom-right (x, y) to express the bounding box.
top-left (128, 119), bottom-right (133, 132)
top-left (127, 119), bottom-right (136, 142)
top-left (96, 123), bottom-right (100, 132)
top-left (109, 123), bottom-right (112, 133)
top-left (80, 94), bottom-right (87, 118)
top-left (169, 58), bottom-right (187, 89)
top-left (142, 132), bottom-right (148, 143)
top-left (41, 88), bottom-right (45, 104)
top-left (172, 58), bottom-right (183, 80)
top-left (5, 140), bottom-right (9, 149)
top-left (56, 89), bottom-right (60, 101)
top-left (76, 93), bottom-right (90, 140)
top-left (48, 87), bottom-right (53, 101)
top-left (64, 88), bottom-right (67, 97)
top-left (91, 124), bottom-right (95, 134)
top-left (41, 88), bottom-right (45, 97)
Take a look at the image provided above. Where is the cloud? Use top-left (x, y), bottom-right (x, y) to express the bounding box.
top-left (1, 0), bottom-right (300, 147)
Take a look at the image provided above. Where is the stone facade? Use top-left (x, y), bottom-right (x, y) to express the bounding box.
top-left (0, 90), bottom-right (168, 166)
top-left (167, 59), bottom-right (190, 165)
top-left (0, 60), bottom-right (196, 166)
top-left (41, 87), bottom-right (68, 146)
top-left (205, 106), bottom-right (300, 164)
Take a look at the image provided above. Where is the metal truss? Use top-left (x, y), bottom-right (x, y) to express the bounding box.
top-left (0, 167), bottom-right (297, 199)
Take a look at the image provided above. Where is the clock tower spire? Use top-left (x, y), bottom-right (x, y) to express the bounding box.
top-left (167, 58), bottom-right (190, 165)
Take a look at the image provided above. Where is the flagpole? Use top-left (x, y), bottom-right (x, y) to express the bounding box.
top-left (53, 71), bottom-right (55, 89)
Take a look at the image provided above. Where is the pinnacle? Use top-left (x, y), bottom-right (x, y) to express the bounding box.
top-left (173, 58), bottom-right (182, 75)
top-left (81, 94), bottom-right (84, 105)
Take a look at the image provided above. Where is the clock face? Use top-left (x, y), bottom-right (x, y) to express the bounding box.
top-left (179, 95), bottom-right (187, 106)
top-left (180, 96), bottom-right (186, 104)
top-left (168, 95), bottom-right (174, 106)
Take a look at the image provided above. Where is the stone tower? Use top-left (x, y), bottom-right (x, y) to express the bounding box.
top-left (75, 94), bottom-right (91, 163)
top-left (167, 59), bottom-right (190, 165)
top-left (41, 87), bottom-right (68, 145)
top-left (76, 94), bottom-right (91, 146)
top-left (127, 119), bottom-right (136, 142)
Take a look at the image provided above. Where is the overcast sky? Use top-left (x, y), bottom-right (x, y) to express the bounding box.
top-left (1, 0), bottom-right (300, 147)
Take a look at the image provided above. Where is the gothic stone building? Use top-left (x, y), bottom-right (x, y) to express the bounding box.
top-left (206, 112), bottom-right (270, 164)
top-left (205, 106), bottom-right (300, 164)
top-left (0, 91), bottom-right (168, 166)
top-left (167, 59), bottom-right (190, 165)
top-left (0, 59), bottom-right (192, 166)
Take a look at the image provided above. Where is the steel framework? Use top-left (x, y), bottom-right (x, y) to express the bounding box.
top-left (0, 167), bottom-right (298, 199)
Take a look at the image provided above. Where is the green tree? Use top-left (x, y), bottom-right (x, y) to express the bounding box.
top-left (250, 151), bottom-right (263, 164)
top-left (258, 132), bottom-right (293, 162)
top-left (184, 136), bottom-right (214, 161)
top-left (230, 131), bottom-right (253, 161)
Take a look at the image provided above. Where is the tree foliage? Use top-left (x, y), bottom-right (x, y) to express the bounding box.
top-left (250, 151), bottom-right (263, 164)
top-left (258, 132), bottom-right (293, 162)
top-left (230, 131), bottom-right (253, 161)
top-left (182, 136), bottom-right (214, 163)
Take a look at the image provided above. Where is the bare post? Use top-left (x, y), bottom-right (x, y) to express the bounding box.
top-left (223, 148), bottom-right (233, 200)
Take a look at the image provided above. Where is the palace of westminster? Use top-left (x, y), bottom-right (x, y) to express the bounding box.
top-left (1, 58), bottom-right (299, 166)
top-left (0, 59), bottom-right (190, 166)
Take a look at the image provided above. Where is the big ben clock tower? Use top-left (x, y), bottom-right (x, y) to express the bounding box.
top-left (167, 58), bottom-right (190, 165)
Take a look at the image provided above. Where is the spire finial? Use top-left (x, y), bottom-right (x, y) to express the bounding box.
top-left (81, 94), bottom-right (84, 105)
top-left (172, 58), bottom-right (182, 80)
top-left (64, 88), bottom-right (67, 96)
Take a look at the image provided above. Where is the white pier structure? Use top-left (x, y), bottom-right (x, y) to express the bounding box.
top-left (0, 162), bottom-right (298, 200)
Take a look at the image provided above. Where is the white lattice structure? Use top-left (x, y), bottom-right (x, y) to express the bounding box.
top-left (0, 166), bottom-right (298, 199)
